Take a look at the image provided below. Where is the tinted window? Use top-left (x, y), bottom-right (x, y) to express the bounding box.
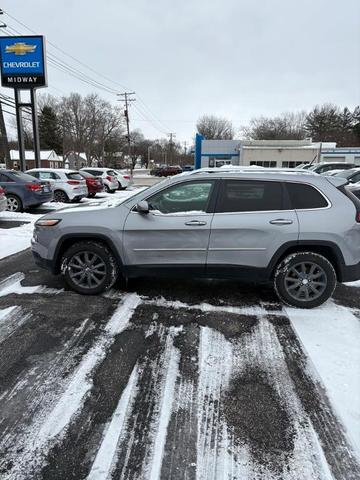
top-left (216, 180), bottom-right (283, 212)
top-left (79, 171), bottom-right (94, 178)
top-left (286, 183), bottom-right (328, 209)
top-left (147, 181), bottom-right (214, 214)
top-left (66, 172), bottom-right (83, 180)
top-left (107, 170), bottom-right (117, 176)
top-left (0, 173), bottom-right (11, 182)
top-left (9, 171), bottom-right (39, 182)
top-left (84, 169), bottom-right (102, 176)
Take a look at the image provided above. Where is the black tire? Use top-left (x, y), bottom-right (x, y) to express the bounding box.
top-left (87, 193), bottom-right (96, 198)
top-left (6, 194), bottom-right (23, 212)
top-left (274, 252), bottom-right (336, 309)
top-left (61, 241), bottom-right (119, 295)
top-left (104, 184), bottom-right (111, 193)
top-left (54, 190), bottom-right (69, 203)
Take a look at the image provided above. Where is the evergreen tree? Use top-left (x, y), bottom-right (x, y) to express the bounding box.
top-left (39, 105), bottom-right (63, 153)
top-left (305, 104), bottom-right (342, 143)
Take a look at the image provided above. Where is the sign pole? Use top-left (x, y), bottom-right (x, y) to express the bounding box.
top-left (31, 89), bottom-right (41, 169)
top-left (14, 89), bottom-right (26, 171)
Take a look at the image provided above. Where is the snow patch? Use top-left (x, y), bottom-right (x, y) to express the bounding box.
top-left (286, 300), bottom-right (360, 455)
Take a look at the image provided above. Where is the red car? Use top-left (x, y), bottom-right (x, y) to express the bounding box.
top-left (79, 171), bottom-right (104, 197)
top-left (157, 166), bottom-right (183, 177)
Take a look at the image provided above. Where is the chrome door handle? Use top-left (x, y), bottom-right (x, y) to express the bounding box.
top-left (270, 219), bottom-right (293, 225)
top-left (185, 220), bottom-right (207, 226)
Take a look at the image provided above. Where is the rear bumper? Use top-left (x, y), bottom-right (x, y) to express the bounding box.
top-left (339, 261), bottom-right (360, 283)
top-left (24, 192), bottom-right (53, 207)
top-left (0, 195), bottom-right (7, 211)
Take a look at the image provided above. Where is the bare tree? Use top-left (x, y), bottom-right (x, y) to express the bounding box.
top-left (242, 111), bottom-right (307, 140)
top-left (196, 115), bottom-right (234, 139)
top-left (58, 93), bottom-right (124, 164)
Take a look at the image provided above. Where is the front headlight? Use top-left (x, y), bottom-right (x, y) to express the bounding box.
top-left (35, 219), bottom-right (61, 227)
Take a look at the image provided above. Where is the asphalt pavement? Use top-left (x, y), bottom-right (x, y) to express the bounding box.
top-left (0, 247), bottom-right (359, 480)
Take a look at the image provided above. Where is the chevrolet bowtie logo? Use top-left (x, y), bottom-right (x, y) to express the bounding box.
top-left (5, 42), bottom-right (37, 55)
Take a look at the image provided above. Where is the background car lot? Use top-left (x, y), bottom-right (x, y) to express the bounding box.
top-left (27, 168), bottom-right (88, 203)
top-left (81, 167), bottom-right (119, 193)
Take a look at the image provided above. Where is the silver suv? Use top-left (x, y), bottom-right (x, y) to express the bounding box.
top-left (31, 169), bottom-right (360, 308)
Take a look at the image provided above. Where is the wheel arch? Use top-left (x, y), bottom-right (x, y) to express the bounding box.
top-left (53, 234), bottom-right (123, 274)
top-left (268, 241), bottom-right (345, 281)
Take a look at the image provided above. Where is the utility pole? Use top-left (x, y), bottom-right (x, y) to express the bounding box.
top-left (0, 101), bottom-right (10, 168)
top-left (168, 132), bottom-right (176, 165)
top-left (117, 92), bottom-right (135, 170)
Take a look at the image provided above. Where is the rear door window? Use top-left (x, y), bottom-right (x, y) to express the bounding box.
top-left (66, 172), bottom-right (83, 180)
top-left (0, 173), bottom-right (12, 182)
top-left (216, 180), bottom-right (284, 212)
top-left (107, 170), bottom-right (117, 176)
top-left (10, 171), bottom-right (39, 182)
top-left (285, 182), bottom-right (328, 209)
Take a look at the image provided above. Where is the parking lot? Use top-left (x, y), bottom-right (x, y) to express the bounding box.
top-left (0, 192), bottom-right (360, 480)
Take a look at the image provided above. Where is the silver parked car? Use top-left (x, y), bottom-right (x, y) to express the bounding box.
top-left (31, 169), bottom-right (360, 308)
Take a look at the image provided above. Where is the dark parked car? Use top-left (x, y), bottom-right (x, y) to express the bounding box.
top-left (0, 169), bottom-right (53, 212)
top-left (79, 171), bottom-right (104, 197)
top-left (309, 162), bottom-right (356, 174)
top-left (334, 167), bottom-right (360, 184)
top-left (157, 166), bottom-right (183, 177)
top-left (347, 183), bottom-right (360, 201)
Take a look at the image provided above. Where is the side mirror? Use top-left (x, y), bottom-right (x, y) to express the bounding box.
top-left (136, 200), bottom-right (149, 214)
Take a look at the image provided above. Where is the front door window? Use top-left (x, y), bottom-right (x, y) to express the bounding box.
top-left (147, 181), bottom-right (214, 214)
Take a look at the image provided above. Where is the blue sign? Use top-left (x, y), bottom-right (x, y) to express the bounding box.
top-left (0, 35), bottom-right (47, 88)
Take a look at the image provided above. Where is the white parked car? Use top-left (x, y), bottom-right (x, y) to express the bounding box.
top-left (27, 168), bottom-right (88, 203)
top-left (113, 169), bottom-right (132, 189)
top-left (80, 168), bottom-right (118, 193)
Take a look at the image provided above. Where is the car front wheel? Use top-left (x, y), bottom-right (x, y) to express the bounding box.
top-left (61, 241), bottom-right (119, 294)
top-left (274, 252), bottom-right (336, 308)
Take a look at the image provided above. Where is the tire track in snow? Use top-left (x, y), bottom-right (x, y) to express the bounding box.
top-left (196, 314), bottom-right (351, 479)
top-left (1, 293), bottom-right (141, 480)
top-left (270, 313), bottom-right (360, 480)
top-left (109, 324), bottom-right (181, 480)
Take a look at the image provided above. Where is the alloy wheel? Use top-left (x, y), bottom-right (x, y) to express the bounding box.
top-left (7, 197), bottom-right (20, 212)
top-left (284, 261), bottom-right (327, 302)
top-left (68, 251), bottom-right (107, 289)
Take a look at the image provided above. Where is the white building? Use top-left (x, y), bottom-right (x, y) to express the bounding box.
top-left (194, 135), bottom-right (360, 169)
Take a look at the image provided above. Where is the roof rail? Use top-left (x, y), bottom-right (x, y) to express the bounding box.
top-left (183, 167), bottom-right (317, 176)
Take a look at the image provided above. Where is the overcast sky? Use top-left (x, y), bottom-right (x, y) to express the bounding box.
top-left (1, 0), bottom-right (360, 144)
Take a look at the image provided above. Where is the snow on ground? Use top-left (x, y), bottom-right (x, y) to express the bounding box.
top-left (286, 300), bottom-right (360, 454)
top-left (0, 188), bottom-right (143, 260)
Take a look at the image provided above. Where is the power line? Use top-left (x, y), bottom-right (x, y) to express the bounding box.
top-left (1, 11), bottom-right (174, 137)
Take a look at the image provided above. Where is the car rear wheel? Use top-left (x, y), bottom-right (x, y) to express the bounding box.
top-left (6, 194), bottom-right (23, 212)
top-left (61, 241), bottom-right (119, 295)
top-left (274, 252), bottom-right (336, 308)
top-left (54, 190), bottom-right (69, 203)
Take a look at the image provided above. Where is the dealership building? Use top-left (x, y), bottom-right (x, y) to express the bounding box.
top-left (194, 134), bottom-right (360, 169)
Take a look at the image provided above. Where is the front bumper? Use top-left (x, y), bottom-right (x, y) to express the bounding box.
top-left (32, 250), bottom-right (55, 273)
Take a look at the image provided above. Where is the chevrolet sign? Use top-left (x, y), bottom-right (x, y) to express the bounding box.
top-left (0, 35), bottom-right (47, 88)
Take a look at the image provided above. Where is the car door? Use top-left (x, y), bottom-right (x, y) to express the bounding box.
top-left (122, 179), bottom-right (217, 272)
top-left (207, 179), bottom-right (299, 274)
